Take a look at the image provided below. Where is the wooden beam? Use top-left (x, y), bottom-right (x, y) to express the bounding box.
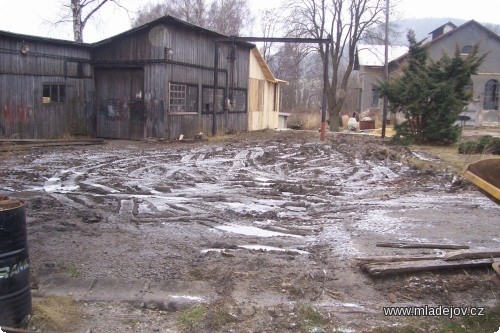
top-left (376, 242), bottom-right (469, 250)
top-left (362, 258), bottom-right (496, 277)
top-left (354, 254), bottom-right (444, 263)
top-left (1, 327), bottom-right (38, 333)
top-left (445, 249), bottom-right (500, 261)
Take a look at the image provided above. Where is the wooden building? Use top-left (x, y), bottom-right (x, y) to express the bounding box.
top-left (0, 31), bottom-right (93, 139)
top-left (0, 16), bottom-right (258, 140)
top-left (248, 48), bottom-right (286, 130)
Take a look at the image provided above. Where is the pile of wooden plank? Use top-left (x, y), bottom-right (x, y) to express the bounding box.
top-left (357, 242), bottom-right (500, 278)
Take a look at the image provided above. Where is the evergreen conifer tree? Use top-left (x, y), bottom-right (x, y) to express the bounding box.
top-left (379, 31), bottom-right (485, 145)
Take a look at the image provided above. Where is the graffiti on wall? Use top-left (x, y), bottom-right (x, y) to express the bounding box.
top-left (1, 104), bottom-right (33, 136)
top-left (103, 98), bottom-right (129, 120)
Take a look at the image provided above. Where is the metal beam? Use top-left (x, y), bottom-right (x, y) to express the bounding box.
top-left (216, 37), bottom-right (332, 44)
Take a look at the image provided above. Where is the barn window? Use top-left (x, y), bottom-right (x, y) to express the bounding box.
top-left (202, 87), bottom-right (224, 113)
top-left (66, 61), bottom-right (85, 78)
top-left (169, 83), bottom-right (198, 113)
top-left (42, 84), bottom-right (66, 103)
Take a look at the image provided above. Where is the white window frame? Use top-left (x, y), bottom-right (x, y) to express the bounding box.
top-left (169, 83), bottom-right (198, 114)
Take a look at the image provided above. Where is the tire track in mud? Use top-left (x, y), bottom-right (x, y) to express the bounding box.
top-left (32, 140), bottom-right (411, 256)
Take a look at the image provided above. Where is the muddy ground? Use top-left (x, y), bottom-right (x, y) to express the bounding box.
top-left (1, 130), bottom-right (499, 332)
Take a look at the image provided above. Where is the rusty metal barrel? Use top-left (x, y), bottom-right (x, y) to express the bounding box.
top-left (0, 197), bottom-right (32, 327)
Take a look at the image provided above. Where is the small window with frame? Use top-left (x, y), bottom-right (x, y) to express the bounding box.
top-left (461, 45), bottom-right (472, 55)
top-left (169, 83), bottom-right (198, 114)
top-left (43, 84), bottom-right (66, 104)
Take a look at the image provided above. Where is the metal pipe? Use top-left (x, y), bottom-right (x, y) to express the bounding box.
top-left (216, 37), bottom-right (332, 44)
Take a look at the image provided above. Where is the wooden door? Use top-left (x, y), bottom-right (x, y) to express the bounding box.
top-left (95, 68), bottom-right (144, 139)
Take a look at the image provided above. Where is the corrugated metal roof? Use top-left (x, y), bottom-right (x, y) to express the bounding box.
top-left (357, 44), bottom-right (408, 67)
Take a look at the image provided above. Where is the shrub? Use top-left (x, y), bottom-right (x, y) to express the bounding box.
top-left (458, 135), bottom-right (500, 155)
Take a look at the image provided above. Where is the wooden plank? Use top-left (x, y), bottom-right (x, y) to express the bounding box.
top-left (0, 139), bottom-right (104, 152)
top-left (362, 258), bottom-right (497, 277)
top-left (376, 242), bottom-right (469, 250)
top-left (445, 249), bottom-right (500, 261)
top-left (354, 254), bottom-right (444, 263)
top-left (0, 199), bottom-right (22, 210)
top-left (1, 327), bottom-right (38, 333)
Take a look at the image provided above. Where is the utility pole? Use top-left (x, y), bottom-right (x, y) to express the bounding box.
top-left (320, 38), bottom-right (330, 141)
top-left (381, 0), bottom-right (389, 138)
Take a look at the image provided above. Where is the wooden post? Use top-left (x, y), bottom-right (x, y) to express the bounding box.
top-left (212, 42), bottom-right (219, 137)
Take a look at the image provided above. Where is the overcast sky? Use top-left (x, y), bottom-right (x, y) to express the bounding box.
top-left (0, 0), bottom-right (499, 43)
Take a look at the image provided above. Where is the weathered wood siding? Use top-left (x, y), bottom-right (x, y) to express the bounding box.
top-left (93, 19), bottom-right (251, 140)
top-left (95, 68), bottom-right (145, 140)
top-left (0, 33), bottom-right (92, 139)
top-left (0, 17), bottom-right (254, 140)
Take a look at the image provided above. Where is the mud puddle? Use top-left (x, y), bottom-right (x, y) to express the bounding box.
top-left (1, 131), bottom-right (498, 332)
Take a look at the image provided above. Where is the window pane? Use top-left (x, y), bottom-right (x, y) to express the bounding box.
top-left (461, 45), bottom-right (472, 55)
top-left (51, 85), bottom-right (59, 102)
top-left (43, 85), bottom-right (50, 98)
top-left (202, 87), bottom-right (224, 113)
top-left (187, 86), bottom-right (198, 112)
top-left (371, 88), bottom-right (379, 108)
top-left (59, 85), bottom-right (66, 102)
top-left (484, 79), bottom-right (499, 110)
top-left (169, 84), bottom-right (187, 112)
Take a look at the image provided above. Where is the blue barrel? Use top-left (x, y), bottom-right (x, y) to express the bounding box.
top-left (0, 198), bottom-right (32, 327)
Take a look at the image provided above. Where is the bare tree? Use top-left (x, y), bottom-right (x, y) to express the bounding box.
top-left (285, 0), bottom-right (386, 131)
top-left (54, 0), bottom-right (129, 42)
top-left (133, 3), bottom-right (169, 27)
top-left (133, 0), bottom-right (208, 27)
top-left (272, 43), bottom-right (318, 113)
top-left (133, 0), bottom-right (252, 36)
top-left (361, 20), bottom-right (401, 45)
top-left (207, 0), bottom-right (253, 35)
top-left (258, 8), bottom-right (282, 63)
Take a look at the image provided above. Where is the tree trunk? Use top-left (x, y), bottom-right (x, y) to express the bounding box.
top-left (71, 0), bottom-right (83, 42)
top-left (329, 89), bottom-right (344, 132)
